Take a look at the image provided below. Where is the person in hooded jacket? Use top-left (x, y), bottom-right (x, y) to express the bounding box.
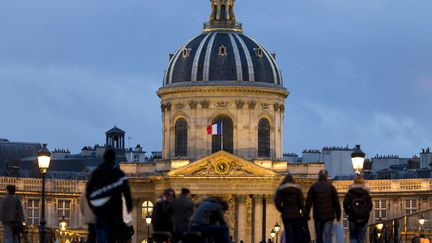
top-left (306, 170), bottom-right (341, 243)
top-left (86, 149), bottom-right (133, 243)
top-left (275, 174), bottom-right (310, 243)
top-left (188, 197), bottom-right (230, 243)
top-left (343, 175), bottom-right (372, 243)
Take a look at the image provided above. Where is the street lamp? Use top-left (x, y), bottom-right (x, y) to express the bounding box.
top-left (38, 144), bottom-right (51, 243)
top-left (419, 215), bottom-right (425, 233)
top-left (351, 144), bottom-right (365, 175)
top-left (274, 223), bottom-right (280, 243)
top-left (145, 213), bottom-right (152, 242)
top-left (59, 216), bottom-right (68, 239)
top-left (375, 218), bottom-right (384, 241)
top-left (270, 229), bottom-right (275, 242)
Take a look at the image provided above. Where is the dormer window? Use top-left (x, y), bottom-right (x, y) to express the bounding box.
top-left (218, 45), bottom-right (227, 57)
top-left (182, 48), bottom-right (191, 58)
top-left (254, 48), bottom-right (264, 58)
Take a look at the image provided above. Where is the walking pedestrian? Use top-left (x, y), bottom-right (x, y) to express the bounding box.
top-left (343, 175), bottom-right (372, 243)
top-left (80, 192), bottom-right (96, 243)
top-left (86, 148), bottom-right (133, 243)
top-left (169, 188), bottom-right (194, 242)
top-left (0, 185), bottom-right (25, 243)
top-left (152, 188), bottom-right (176, 233)
top-left (275, 174), bottom-right (310, 243)
top-left (305, 170), bottom-right (341, 243)
top-left (189, 197), bottom-right (230, 243)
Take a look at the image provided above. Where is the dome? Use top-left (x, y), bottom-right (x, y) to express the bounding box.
top-left (163, 0), bottom-right (283, 87)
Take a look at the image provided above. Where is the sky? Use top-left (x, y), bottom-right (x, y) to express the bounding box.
top-left (1, 0), bottom-right (432, 158)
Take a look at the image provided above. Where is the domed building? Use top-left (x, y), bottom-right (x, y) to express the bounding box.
top-left (157, 0), bottom-right (289, 162)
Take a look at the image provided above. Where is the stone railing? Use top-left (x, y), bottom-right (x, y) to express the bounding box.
top-left (334, 179), bottom-right (432, 193)
top-left (0, 177), bottom-right (86, 194)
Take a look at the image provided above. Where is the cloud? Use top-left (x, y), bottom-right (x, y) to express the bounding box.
top-left (284, 101), bottom-right (432, 157)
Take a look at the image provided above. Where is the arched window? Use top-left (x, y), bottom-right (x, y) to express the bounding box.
top-left (175, 118), bottom-right (188, 157)
top-left (212, 115), bottom-right (233, 154)
top-left (141, 201), bottom-right (154, 219)
top-left (258, 118), bottom-right (270, 157)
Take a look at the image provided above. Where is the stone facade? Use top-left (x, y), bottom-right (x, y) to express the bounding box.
top-left (2, 169), bottom-right (431, 243)
top-left (157, 85), bottom-right (288, 161)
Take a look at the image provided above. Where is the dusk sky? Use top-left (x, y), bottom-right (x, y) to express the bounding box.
top-left (1, 0), bottom-right (431, 158)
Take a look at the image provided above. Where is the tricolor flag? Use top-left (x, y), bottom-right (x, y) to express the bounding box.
top-left (207, 122), bottom-right (222, 135)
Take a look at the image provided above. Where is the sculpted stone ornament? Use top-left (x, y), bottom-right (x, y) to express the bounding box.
top-left (167, 151), bottom-right (279, 177)
top-left (248, 101), bottom-right (256, 110)
top-left (189, 101), bottom-right (198, 109)
top-left (261, 103), bottom-right (269, 110)
top-left (200, 100), bottom-right (210, 109)
top-left (235, 100), bottom-right (245, 109)
top-left (215, 101), bottom-right (230, 108)
top-left (175, 103), bottom-right (186, 110)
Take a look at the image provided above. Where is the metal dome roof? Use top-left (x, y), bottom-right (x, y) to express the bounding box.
top-left (163, 32), bottom-right (282, 86)
top-left (162, 0), bottom-right (283, 87)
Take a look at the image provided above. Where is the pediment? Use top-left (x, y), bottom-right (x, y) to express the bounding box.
top-left (167, 151), bottom-right (279, 177)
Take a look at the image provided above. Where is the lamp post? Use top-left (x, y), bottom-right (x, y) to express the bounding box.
top-left (145, 213), bottom-right (152, 242)
top-left (270, 229), bottom-right (275, 243)
top-left (59, 216), bottom-right (67, 242)
top-left (375, 218), bottom-right (384, 242)
top-left (274, 223), bottom-right (280, 243)
top-left (419, 215), bottom-right (425, 234)
top-left (38, 144), bottom-right (51, 243)
top-left (351, 145), bottom-right (365, 175)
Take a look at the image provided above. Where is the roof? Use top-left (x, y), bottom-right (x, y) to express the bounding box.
top-left (0, 141), bottom-right (41, 176)
top-left (163, 32), bottom-right (282, 86)
top-left (106, 126), bottom-right (125, 134)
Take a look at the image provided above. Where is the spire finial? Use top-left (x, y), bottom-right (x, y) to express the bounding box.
top-left (203, 0), bottom-right (242, 32)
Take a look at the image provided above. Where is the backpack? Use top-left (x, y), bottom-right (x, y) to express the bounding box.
top-left (348, 190), bottom-right (370, 225)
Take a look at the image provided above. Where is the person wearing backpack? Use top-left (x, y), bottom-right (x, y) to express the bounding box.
top-left (86, 149), bottom-right (133, 243)
top-left (343, 175), bottom-right (373, 243)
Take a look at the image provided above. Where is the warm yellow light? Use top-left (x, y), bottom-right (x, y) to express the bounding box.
top-left (145, 214), bottom-right (152, 225)
top-left (419, 218), bottom-right (425, 226)
top-left (270, 229), bottom-right (276, 238)
top-left (274, 223), bottom-right (280, 233)
top-left (376, 223), bottom-right (384, 231)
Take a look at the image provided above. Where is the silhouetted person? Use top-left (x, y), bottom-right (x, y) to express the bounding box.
top-left (189, 197), bottom-right (229, 243)
top-left (169, 188), bottom-right (194, 242)
top-left (275, 174), bottom-right (310, 243)
top-left (86, 149), bottom-right (133, 243)
top-left (306, 170), bottom-right (341, 243)
top-left (152, 188), bottom-right (176, 232)
top-left (343, 175), bottom-right (372, 243)
top-left (0, 185), bottom-right (24, 243)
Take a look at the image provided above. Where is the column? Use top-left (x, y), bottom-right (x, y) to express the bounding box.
top-left (254, 195), bottom-right (263, 243)
top-left (237, 195), bottom-right (246, 242)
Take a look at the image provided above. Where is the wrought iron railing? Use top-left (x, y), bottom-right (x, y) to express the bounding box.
top-left (368, 208), bottom-right (432, 242)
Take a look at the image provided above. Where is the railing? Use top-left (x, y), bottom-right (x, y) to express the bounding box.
top-left (334, 179), bottom-right (432, 193)
top-left (0, 177), bottom-right (86, 194)
top-left (368, 208), bottom-right (432, 242)
top-left (203, 21), bottom-right (243, 30)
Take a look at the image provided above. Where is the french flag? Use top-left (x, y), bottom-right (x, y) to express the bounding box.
top-left (207, 122), bottom-right (222, 135)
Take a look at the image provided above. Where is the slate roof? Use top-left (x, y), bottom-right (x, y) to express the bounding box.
top-left (164, 32), bottom-right (283, 86)
top-left (0, 140), bottom-right (41, 176)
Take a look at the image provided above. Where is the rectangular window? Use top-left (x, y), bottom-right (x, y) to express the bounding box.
top-left (374, 200), bottom-right (387, 221)
top-left (27, 199), bottom-right (40, 225)
top-left (133, 155), bottom-right (139, 162)
top-left (405, 199), bottom-right (417, 215)
top-left (58, 200), bottom-right (71, 224)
